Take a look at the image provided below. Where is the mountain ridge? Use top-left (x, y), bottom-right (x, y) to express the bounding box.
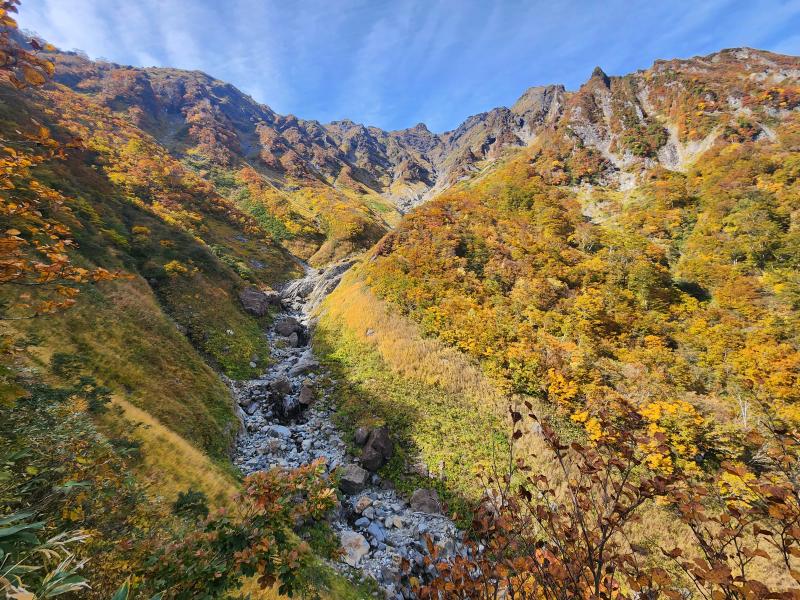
top-left (4, 9), bottom-right (800, 596)
top-left (46, 46), bottom-right (799, 216)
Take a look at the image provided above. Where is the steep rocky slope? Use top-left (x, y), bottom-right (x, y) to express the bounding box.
top-left (47, 51), bottom-right (569, 215)
top-left (46, 48), bottom-right (800, 219)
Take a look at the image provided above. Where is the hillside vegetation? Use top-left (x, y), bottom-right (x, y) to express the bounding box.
top-left (0, 8), bottom-right (354, 598)
top-left (2, 0), bottom-right (800, 596)
top-left (357, 53), bottom-right (800, 474)
top-left (317, 50), bottom-right (800, 597)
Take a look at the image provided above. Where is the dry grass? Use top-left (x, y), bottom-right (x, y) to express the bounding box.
top-left (318, 269), bottom-right (498, 404)
top-left (105, 396), bottom-right (239, 508)
top-left (315, 268), bottom-right (556, 512)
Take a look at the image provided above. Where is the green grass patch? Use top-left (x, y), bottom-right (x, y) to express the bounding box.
top-left (314, 320), bottom-right (507, 522)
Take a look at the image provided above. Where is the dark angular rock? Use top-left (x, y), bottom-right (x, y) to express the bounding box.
top-left (279, 395), bottom-right (300, 419)
top-left (269, 377), bottom-right (299, 419)
top-left (366, 426), bottom-right (394, 459)
top-left (275, 316), bottom-right (302, 336)
top-left (238, 287), bottom-right (279, 316)
top-left (339, 464), bottom-right (369, 495)
top-left (410, 488), bottom-right (442, 514)
top-left (361, 446), bottom-right (384, 472)
top-left (361, 425), bottom-right (394, 471)
top-left (354, 426), bottom-right (370, 446)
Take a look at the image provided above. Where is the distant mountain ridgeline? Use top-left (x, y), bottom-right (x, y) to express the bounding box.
top-left (3, 9), bottom-right (800, 596)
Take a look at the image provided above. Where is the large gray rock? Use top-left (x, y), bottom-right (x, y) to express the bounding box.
top-left (275, 316), bottom-right (302, 337)
top-left (339, 530), bottom-right (370, 567)
top-left (410, 488), bottom-right (442, 514)
top-left (339, 464), bottom-right (369, 495)
top-left (290, 350), bottom-right (319, 376)
top-left (238, 287), bottom-right (280, 316)
top-left (266, 425), bottom-right (292, 438)
top-left (367, 521), bottom-right (386, 543)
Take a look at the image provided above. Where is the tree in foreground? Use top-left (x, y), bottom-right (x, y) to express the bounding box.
top-left (1, 0), bottom-right (116, 320)
top-left (416, 405), bottom-right (800, 599)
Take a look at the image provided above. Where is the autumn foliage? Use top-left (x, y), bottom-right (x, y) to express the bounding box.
top-left (0, 2), bottom-right (117, 318)
top-left (0, 1), bottom-right (54, 89)
top-left (144, 459), bottom-right (338, 599)
top-left (416, 406), bottom-right (800, 599)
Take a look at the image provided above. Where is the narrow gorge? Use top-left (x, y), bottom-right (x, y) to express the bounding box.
top-left (231, 265), bottom-right (462, 598)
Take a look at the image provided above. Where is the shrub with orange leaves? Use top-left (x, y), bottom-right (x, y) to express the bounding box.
top-left (417, 405), bottom-right (800, 599)
top-left (416, 404), bottom-right (676, 599)
top-left (144, 459), bottom-right (337, 599)
top-left (0, 2), bottom-right (120, 319)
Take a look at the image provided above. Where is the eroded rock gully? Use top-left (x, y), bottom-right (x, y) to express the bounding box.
top-left (232, 262), bottom-right (463, 598)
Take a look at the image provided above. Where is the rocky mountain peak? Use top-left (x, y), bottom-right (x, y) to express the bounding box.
top-left (511, 84), bottom-right (565, 115)
top-left (590, 65), bottom-right (611, 87)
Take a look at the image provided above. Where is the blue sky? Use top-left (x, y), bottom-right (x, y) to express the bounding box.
top-left (18, 0), bottom-right (800, 132)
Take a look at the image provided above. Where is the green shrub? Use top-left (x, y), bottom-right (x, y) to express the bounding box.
top-left (173, 489), bottom-right (209, 520)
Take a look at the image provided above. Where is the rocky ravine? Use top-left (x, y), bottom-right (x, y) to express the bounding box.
top-left (232, 263), bottom-right (463, 598)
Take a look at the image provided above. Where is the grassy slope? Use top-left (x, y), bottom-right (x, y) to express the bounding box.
top-left (15, 277), bottom-right (239, 459)
top-left (315, 269), bottom-right (522, 518)
top-left (1, 80), bottom-right (371, 597)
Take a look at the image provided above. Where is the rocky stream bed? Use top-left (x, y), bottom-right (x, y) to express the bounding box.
top-left (231, 263), bottom-right (464, 598)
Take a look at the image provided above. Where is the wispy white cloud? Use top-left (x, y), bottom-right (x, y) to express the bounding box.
top-left (16, 0), bottom-right (800, 131)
